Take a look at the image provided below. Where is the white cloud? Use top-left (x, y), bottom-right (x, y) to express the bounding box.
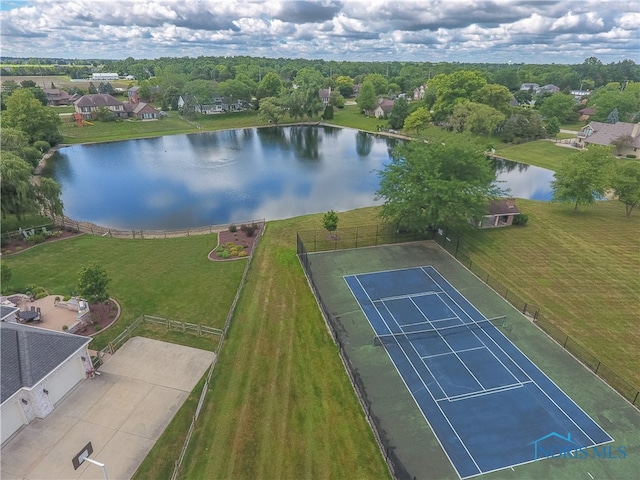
top-left (0, 0), bottom-right (637, 62)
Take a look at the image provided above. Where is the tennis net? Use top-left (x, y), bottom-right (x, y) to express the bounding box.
top-left (373, 316), bottom-right (506, 347)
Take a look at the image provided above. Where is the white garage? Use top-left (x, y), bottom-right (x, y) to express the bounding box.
top-left (0, 322), bottom-right (92, 445)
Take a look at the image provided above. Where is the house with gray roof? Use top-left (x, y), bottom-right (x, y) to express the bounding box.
top-left (0, 322), bottom-right (92, 444)
top-left (576, 121), bottom-right (640, 158)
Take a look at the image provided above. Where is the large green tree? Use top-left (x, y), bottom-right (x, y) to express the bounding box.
top-left (258, 97), bottom-right (286, 124)
top-left (551, 146), bottom-right (613, 211)
top-left (403, 107), bottom-right (431, 133)
top-left (256, 72), bottom-right (283, 106)
top-left (0, 152), bottom-right (35, 220)
top-left (356, 80), bottom-right (377, 113)
top-left (3, 89), bottom-right (62, 144)
top-left (611, 162), bottom-right (640, 217)
top-left (429, 70), bottom-right (488, 121)
top-left (388, 97), bottom-right (409, 129)
top-left (376, 140), bottom-right (502, 232)
top-left (536, 93), bottom-right (578, 123)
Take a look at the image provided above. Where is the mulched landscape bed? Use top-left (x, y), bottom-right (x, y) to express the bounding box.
top-left (209, 222), bottom-right (264, 261)
top-left (2, 228), bottom-right (81, 255)
top-left (74, 298), bottom-right (121, 336)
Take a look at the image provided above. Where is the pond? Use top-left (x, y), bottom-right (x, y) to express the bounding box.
top-left (44, 126), bottom-right (555, 230)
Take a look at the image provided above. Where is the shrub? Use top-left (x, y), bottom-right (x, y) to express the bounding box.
top-left (244, 225), bottom-right (256, 237)
top-left (513, 213), bottom-right (529, 226)
top-left (94, 325), bottom-right (102, 332)
top-left (27, 233), bottom-right (46, 245)
top-left (222, 250), bottom-right (231, 259)
top-left (216, 251), bottom-right (223, 257)
top-left (626, 154), bottom-right (636, 159)
top-left (63, 295), bottom-right (71, 301)
top-left (62, 325), bottom-right (68, 332)
top-left (238, 250), bottom-right (248, 257)
top-left (229, 224), bottom-right (237, 233)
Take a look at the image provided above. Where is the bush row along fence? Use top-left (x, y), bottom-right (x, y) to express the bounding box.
top-left (52, 215), bottom-right (265, 240)
top-left (296, 232), bottom-right (411, 480)
top-left (170, 223), bottom-right (264, 480)
top-left (297, 224), bottom-right (638, 419)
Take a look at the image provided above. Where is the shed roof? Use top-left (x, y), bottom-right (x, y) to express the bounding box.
top-left (487, 198), bottom-right (519, 216)
top-left (1, 322), bottom-right (89, 403)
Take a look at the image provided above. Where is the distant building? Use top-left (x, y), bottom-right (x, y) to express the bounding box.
top-left (318, 87), bottom-right (331, 106)
top-left (576, 121), bottom-right (640, 158)
top-left (92, 73), bottom-right (119, 81)
top-left (74, 94), bottom-right (159, 121)
top-left (374, 98), bottom-right (395, 118)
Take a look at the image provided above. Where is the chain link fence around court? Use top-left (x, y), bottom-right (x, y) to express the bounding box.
top-left (297, 225), bottom-right (639, 422)
top-left (296, 233), bottom-right (413, 480)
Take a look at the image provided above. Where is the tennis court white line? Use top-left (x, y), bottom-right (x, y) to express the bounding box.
top-left (439, 381), bottom-right (532, 403)
top-left (422, 345), bottom-right (486, 359)
top-left (424, 266), bottom-right (607, 446)
top-left (351, 274), bottom-right (482, 477)
top-left (421, 276), bottom-right (526, 386)
top-left (397, 315), bottom-right (459, 329)
top-left (410, 296), bottom-right (487, 391)
top-left (377, 290), bottom-right (441, 303)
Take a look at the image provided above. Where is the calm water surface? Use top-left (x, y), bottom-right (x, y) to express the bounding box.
top-left (46, 126), bottom-right (554, 229)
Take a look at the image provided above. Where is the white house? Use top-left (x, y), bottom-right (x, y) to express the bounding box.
top-left (0, 322), bottom-right (92, 445)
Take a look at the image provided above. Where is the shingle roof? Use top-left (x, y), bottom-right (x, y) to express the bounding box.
top-left (487, 198), bottom-right (519, 216)
top-left (1, 305), bottom-right (19, 322)
top-left (582, 121), bottom-right (640, 148)
top-left (1, 322), bottom-right (90, 403)
top-left (74, 94), bottom-right (123, 108)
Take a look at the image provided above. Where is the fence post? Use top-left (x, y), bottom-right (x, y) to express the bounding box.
top-left (375, 225), bottom-right (378, 246)
top-left (314, 231), bottom-right (317, 252)
top-left (523, 302), bottom-right (527, 313)
top-left (455, 236), bottom-right (461, 257)
top-left (355, 226), bottom-right (358, 248)
top-left (595, 362), bottom-right (601, 374)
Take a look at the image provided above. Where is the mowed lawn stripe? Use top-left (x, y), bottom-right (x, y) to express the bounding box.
top-left (181, 216), bottom-right (390, 480)
top-left (461, 199), bottom-right (639, 386)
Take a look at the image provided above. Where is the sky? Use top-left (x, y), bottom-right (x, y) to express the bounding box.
top-left (1, 0), bottom-right (639, 64)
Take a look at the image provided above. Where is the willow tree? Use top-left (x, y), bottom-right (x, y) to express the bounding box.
top-left (376, 140), bottom-right (502, 232)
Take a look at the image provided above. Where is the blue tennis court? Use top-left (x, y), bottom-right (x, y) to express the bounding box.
top-left (345, 266), bottom-right (612, 478)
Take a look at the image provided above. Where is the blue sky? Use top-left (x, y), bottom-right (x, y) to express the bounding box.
top-left (1, 0), bottom-right (638, 63)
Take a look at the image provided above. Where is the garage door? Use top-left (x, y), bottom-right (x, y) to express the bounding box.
top-left (1, 400), bottom-right (27, 444)
top-left (43, 357), bottom-right (85, 405)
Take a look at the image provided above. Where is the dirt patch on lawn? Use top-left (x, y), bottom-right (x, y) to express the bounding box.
top-left (209, 222), bottom-right (264, 261)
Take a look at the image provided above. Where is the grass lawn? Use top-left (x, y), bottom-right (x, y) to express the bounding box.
top-left (494, 140), bottom-right (577, 170)
top-left (59, 112), bottom-right (199, 144)
top-left (325, 104), bottom-right (385, 132)
top-left (461, 199), bottom-right (640, 387)
top-left (177, 209), bottom-right (391, 479)
top-left (1, 233), bottom-right (246, 350)
top-left (2, 200), bottom-right (638, 478)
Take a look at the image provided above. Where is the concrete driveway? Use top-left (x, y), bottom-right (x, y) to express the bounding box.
top-left (1, 337), bottom-right (215, 480)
